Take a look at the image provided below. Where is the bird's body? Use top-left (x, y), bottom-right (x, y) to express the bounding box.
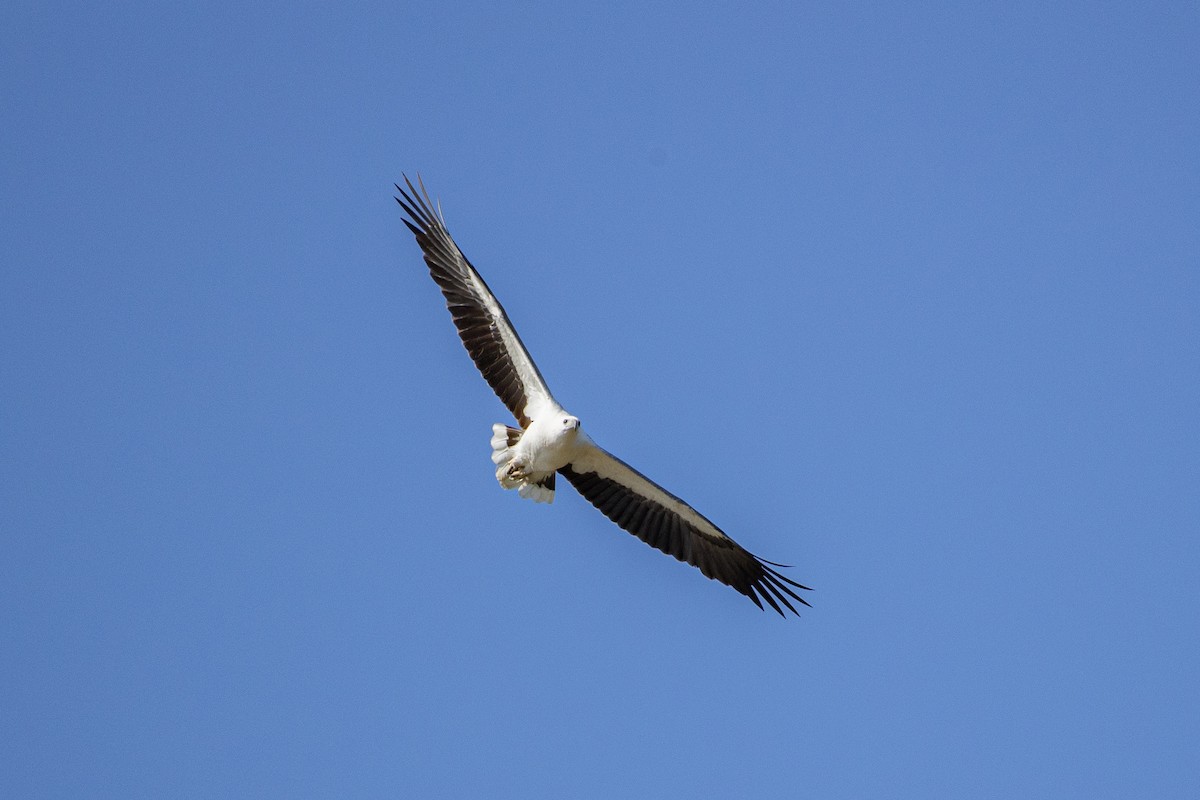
top-left (396, 176), bottom-right (812, 616)
top-left (491, 407), bottom-right (581, 503)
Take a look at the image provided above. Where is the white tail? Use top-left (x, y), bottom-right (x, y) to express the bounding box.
top-left (490, 424), bottom-right (521, 472)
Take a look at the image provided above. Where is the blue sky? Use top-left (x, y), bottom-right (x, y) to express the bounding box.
top-left (3, 1), bottom-right (1198, 797)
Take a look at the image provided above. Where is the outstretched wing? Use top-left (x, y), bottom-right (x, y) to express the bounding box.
top-left (396, 176), bottom-right (554, 427)
top-left (560, 441), bottom-right (812, 616)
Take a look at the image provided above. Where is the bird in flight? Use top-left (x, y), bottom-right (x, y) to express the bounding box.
top-left (395, 176), bottom-right (811, 616)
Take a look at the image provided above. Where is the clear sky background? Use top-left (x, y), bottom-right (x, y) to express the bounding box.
top-left (3, 2), bottom-right (1198, 797)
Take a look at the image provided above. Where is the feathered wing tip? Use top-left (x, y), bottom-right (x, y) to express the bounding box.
top-left (742, 558), bottom-right (813, 618)
top-left (394, 173), bottom-right (445, 229)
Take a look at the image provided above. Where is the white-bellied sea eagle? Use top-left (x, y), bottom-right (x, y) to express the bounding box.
top-left (396, 176), bottom-right (811, 616)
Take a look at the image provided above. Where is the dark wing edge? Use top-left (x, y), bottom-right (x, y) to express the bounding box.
top-left (559, 453), bottom-right (812, 617)
top-left (395, 175), bottom-right (551, 427)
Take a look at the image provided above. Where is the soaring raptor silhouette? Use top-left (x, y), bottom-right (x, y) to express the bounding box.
top-left (396, 176), bottom-right (811, 616)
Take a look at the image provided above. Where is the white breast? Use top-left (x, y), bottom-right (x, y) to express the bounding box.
top-left (518, 411), bottom-right (582, 472)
